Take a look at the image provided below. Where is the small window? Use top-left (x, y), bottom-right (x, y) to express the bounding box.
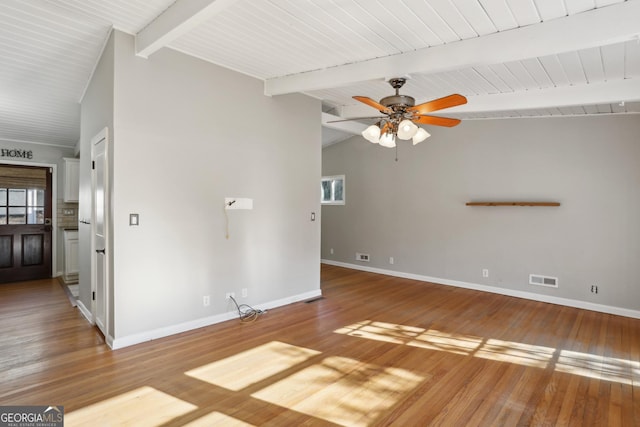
top-left (321, 175), bottom-right (345, 205)
top-left (0, 188), bottom-right (45, 225)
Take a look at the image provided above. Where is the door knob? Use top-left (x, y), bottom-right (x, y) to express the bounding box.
top-left (96, 249), bottom-right (105, 254)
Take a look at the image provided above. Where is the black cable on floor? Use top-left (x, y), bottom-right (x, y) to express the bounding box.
top-left (229, 295), bottom-right (265, 322)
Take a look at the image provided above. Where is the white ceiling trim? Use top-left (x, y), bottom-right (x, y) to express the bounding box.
top-left (135, 0), bottom-right (238, 58)
top-left (264, 1), bottom-right (640, 96)
top-left (0, 136), bottom-right (77, 150)
top-left (339, 78), bottom-right (640, 117)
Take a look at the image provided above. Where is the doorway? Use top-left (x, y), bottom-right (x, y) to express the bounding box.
top-left (0, 164), bottom-right (53, 283)
top-left (91, 128), bottom-right (109, 337)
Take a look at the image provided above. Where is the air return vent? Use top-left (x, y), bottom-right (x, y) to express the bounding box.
top-left (529, 274), bottom-right (558, 288)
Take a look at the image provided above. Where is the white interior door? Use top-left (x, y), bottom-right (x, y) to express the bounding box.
top-left (92, 130), bottom-right (108, 336)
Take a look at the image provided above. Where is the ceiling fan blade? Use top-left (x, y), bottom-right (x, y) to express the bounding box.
top-left (353, 96), bottom-right (391, 114)
top-left (325, 116), bottom-right (385, 123)
top-left (407, 94), bottom-right (467, 115)
top-left (413, 115), bottom-right (461, 127)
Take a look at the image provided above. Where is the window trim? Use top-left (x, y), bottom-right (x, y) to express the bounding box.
top-left (321, 175), bottom-right (345, 205)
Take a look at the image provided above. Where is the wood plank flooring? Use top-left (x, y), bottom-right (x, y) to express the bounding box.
top-left (1, 265), bottom-right (638, 426)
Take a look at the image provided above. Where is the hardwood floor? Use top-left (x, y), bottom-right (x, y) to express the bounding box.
top-left (1, 265), bottom-right (638, 426)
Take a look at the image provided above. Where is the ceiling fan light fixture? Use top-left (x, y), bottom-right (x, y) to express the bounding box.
top-left (397, 119), bottom-right (418, 140)
top-left (412, 128), bottom-right (430, 145)
top-left (362, 124), bottom-right (381, 143)
top-left (379, 132), bottom-right (396, 148)
top-left (351, 78), bottom-right (466, 150)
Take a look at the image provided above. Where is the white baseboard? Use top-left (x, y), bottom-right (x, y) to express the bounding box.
top-left (110, 289), bottom-right (322, 350)
top-left (111, 312), bottom-right (239, 350)
top-left (76, 300), bottom-right (93, 323)
top-left (76, 300), bottom-right (116, 348)
top-left (321, 259), bottom-right (640, 320)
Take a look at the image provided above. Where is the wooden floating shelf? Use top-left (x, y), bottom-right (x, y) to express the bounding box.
top-left (466, 202), bottom-right (560, 207)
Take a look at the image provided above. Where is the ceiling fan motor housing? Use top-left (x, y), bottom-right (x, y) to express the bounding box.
top-left (380, 94), bottom-right (415, 110)
top-left (381, 78), bottom-right (414, 111)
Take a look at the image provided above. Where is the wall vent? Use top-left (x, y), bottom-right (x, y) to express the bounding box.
top-left (355, 252), bottom-right (370, 262)
top-left (529, 274), bottom-right (558, 288)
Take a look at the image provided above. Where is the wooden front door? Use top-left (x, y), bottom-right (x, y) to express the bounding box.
top-left (0, 165), bottom-right (52, 283)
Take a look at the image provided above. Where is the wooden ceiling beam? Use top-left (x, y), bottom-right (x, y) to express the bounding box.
top-left (265, 1), bottom-right (640, 96)
top-left (339, 79), bottom-right (640, 117)
top-left (136, 0), bottom-right (237, 58)
top-left (450, 79), bottom-right (640, 114)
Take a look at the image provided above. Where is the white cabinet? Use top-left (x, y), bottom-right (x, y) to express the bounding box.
top-left (63, 158), bottom-right (79, 202)
top-left (63, 229), bottom-right (79, 283)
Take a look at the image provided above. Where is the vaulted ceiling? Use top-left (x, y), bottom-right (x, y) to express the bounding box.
top-left (1, 0), bottom-right (639, 148)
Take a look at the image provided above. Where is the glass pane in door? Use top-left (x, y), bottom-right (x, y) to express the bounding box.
top-left (8, 207), bottom-right (26, 224)
top-left (9, 189), bottom-right (26, 206)
top-left (27, 207), bottom-right (44, 224)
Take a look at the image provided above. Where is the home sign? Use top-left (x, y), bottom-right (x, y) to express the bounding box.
top-left (1, 148), bottom-right (34, 159)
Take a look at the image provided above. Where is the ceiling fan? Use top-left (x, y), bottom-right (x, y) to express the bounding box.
top-left (348, 77), bottom-right (467, 147)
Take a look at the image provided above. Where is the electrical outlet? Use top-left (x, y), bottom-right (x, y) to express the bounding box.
top-left (482, 269), bottom-right (489, 278)
top-left (330, 248), bottom-right (334, 255)
top-left (203, 295), bottom-right (210, 306)
top-left (356, 252), bottom-right (370, 262)
top-left (241, 288), bottom-right (248, 298)
top-left (591, 285), bottom-right (598, 294)
top-left (389, 257), bottom-right (394, 265)
top-left (225, 292), bottom-right (235, 300)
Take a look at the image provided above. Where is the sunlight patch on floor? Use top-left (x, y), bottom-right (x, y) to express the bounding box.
top-left (335, 320), bottom-right (423, 344)
top-left (65, 386), bottom-right (196, 427)
top-left (252, 355), bottom-right (424, 427)
top-left (475, 339), bottom-right (554, 368)
top-left (185, 341), bottom-right (320, 391)
top-left (335, 320), bottom-right (640, 385)
top-left (408, 329), bottom-right (484, 355)
top-left (556, 350), bottom-right (640, 385)
top-left (335, 320), bottom-right (483, 355)
top-left (183, 411), bottom-right (255, 426)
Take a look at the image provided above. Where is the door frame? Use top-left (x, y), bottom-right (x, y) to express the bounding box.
top-left (0, 160), bottom-right (57, 278)
top-left (90, 127), bottom-right (110, 340)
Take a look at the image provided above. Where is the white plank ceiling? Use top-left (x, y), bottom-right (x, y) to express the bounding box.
top-left (0, 0), bottom-right (639, 148)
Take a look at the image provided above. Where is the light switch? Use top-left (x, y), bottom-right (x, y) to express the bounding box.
top-left (129, 213), bottom-right (139, 226)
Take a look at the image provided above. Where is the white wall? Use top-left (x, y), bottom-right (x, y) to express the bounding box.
top-left (79, 31), bottom-right (114, 319)
top-left (101, 31), bottom-right (321, 346)
top-left (322, 114), bottom-right (640, 316)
